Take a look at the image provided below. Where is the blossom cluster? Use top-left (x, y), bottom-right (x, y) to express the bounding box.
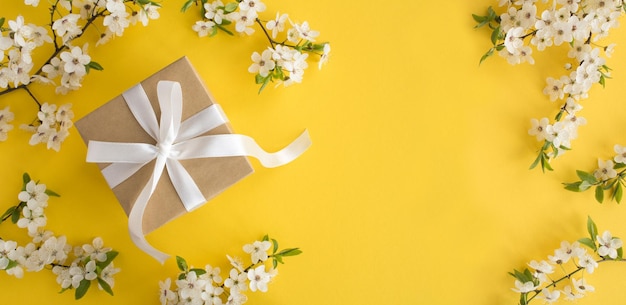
top-left (185, 0), bottom-right (330, 93)
top-left (510, 217), bottom-right (624, 305)
top-left (20, 102), bottom-right (74, 152)
top-left (474, 0), bottom-right (623, 171)
top-left (564, 144), bottom-right (626, 203)
top-left (0, 173), bottom-right (119, 300)
top-left (0, 0), bottom-right (160, 150)
top-left (159, 236), bottom-right (301, 305)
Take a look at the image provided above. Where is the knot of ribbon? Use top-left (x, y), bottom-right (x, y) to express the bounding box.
top-left (86, 81), bottom-right (311, 264)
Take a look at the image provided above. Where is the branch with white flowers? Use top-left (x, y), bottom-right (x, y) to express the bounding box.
top-left (0, 173), bottom-right (119, 300)
top-left (563, 144), bottom-right (626, 203)
top-left (160, 235), bottom-right (301, 305)
top-left (0, 0), bottom-right (160, 151)
top-left (473, 0), bottom-right (623, 172)
top-left (510, 217), bottom-right (625, 305)
top-left (182, 0), bottom-right (331, 93)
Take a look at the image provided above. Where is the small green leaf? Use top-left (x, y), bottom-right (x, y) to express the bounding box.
top-left (577, 170), bottom-right (598, 184)
top-left (490, 26), bottom-right (501, 45)
top-left (86, 61), bottom-right (104, 73)
top-left (472, 14), bottom-right (487, 23)
top-left (1, 206), bottom-right (16, 222)
top-left (178, 273), bottom-right (186, 280)
top-left (258, 77), bottom-right (270, 94)
top-left (176, 256), bottom-right (188, 272)
top-left (563, 181), bottom-right (583, 192)
top-left (272, 258), bottom-right (278, 269)
top-left (190, 268), bottom-right (207, 276)
top-left (45, 189), bottom-right (60, 197)
top-left (615, 183), bottom-right (623, 203)
top-left (96, 251), bottom-right (118, 270)
top-left (587, 216), bottom-right (598, 241)
top-left (5, 259), bottom-right (18, 270)
top-left (181, 0), bottom-right (195, 12)
top-left (529, 153), bottom-right (542, 170)
top-left (22, 173), bottom-right (31, 190)
top-left (617, 246), bottom-right (623, 259)
top-left (97, 277), bottom-right (114, 296)
top-left (262, 234), bottom-right (269, 241)
top-left (277, 248), bottom-right (302, 257)
top-left (595, 185), bottom-right (604, 203)
top-left (224, 2), bottom-right (238, 13)
top-left (11, 205), bottom-right (21, 224)
top-left (75, 279), bottom-right (91, 300)
top-left (614, 162), bottom-right (626, 169)
top-left (274, 255), bottom-right (284, 264)
top-left (0, 18), bottom-right (5, 28)
top-left (578, 237), bottom-right (597, 250)
top-left (215, 23), bottom-right (233, 35)
top-left (272, 239), bottom-right (278, 254)
top-left (479, 48), bottom-right (494, 65)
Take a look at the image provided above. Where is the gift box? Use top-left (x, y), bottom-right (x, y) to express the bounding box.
top-left (75, 57), bottom-right (255, 234)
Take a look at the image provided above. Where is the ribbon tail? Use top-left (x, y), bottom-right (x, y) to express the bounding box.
top-left (127, 157), bottom-right (170, 264)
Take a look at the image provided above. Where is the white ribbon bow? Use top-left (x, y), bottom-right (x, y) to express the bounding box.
top-left (86, 81), bottom-right (311, 264)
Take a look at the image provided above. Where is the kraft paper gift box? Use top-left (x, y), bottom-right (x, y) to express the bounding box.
top-left (75, 57), bottom-right (254, 234)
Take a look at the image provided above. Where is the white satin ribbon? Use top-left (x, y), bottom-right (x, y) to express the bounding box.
top-left (86, 81), bottom-right (311, 264)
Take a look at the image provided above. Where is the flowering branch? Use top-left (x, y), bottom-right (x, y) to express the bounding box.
top-left (0, 0), bottom-right (161, 150)
top-left (474, 0), bottom-right (623, 172)
top-left (510, 216), bottom-right (624, 305)
top-left (0, 173), bottom-right (119, 300)
top-left (159, 235), bottom-right (301, 305)
top-left (183, 0), bottom-right (331, 93)
top-left (563, 144), bottom-right (626, 203)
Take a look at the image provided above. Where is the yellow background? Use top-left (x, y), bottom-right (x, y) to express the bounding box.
top-left (3, 0), bottom-right (626, 304)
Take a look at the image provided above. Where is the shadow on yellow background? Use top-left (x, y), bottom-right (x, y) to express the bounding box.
top-left (2, 1), bottom-right (626, 304)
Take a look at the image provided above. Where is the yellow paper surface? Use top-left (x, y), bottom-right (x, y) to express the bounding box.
top-left (2, 1), bottom-right (626, 305)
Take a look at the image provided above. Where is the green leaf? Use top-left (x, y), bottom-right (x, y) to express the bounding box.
top-left (529, 153), bottom-right (542, 170)
top-left (190, 268), bottom-right (207, 276)
top-left (255, 74), bottom-right (266, 84)
top-left (258, 77), bottom-right (270, 94)
top-left (599, 75), bottom-right (606, 88)
top-left (614, 162), bottom-right (626, 169)
top-left (181, 0), bottom-right (195, 12)
top-left (22, 173), bottom-right (31, 190)
top-left (577, 170), bottom-right (598, 184)
top-left (595, 185), bottom-right (604, 203)
top-left (578, 237), bottom-right (596, 250)
top-left (224, 2), bottom-right (238, 13)
top-left (587, 216), bottom-right (598, 241)
top-left (75, 279), bottom-right (91, 300)
top-left (490, 26), bottom-right (501, 45)
top-left (272, 258), bottom-right (278, 269)
top-left (0, 18), bottom-right (5, 28)
top-left (1, 206), bottom-right (16, 222)
top-left (541, 153), bottom-right (553, 172)
top-left (479, 48), bottom-right (494, 65)
top-left (176, 256), bottom-right (188, 272)
top-left (178, 273), bottom-right (186, 280)
top-left (5, 259), bottom-right (18, 270)
top-left (86, 61), bottom-right (104, 73)
top-left (97, 277), bottom-right (114, 296)
top-left (272, 239), bottom-right (278, 254)
top-left (617, 246), bottom-right (623, 259)
top-left (215, 23), bottom-right (233, 35)
top-left (472, 14), bottom-right (487, 23)
top-left (563, 181), bottom-right (583, 192)
top-left (615, 183), bottom-right (623, 203)
top-left (96, 251), bottom-right (118, 270)
top-left (277, 248), bottom-right (302, 257)
top-left (11, 204), bottom-right (21, 224)
top-left (274, 255), bottom-right (284, 264)
top-left (262, 234), bottom-right (269, 241)
top-left (45, 189), bottom-right (60, 197)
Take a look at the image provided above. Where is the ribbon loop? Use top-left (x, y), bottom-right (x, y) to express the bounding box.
top-left (86, 81), bottom-right (311, 264)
